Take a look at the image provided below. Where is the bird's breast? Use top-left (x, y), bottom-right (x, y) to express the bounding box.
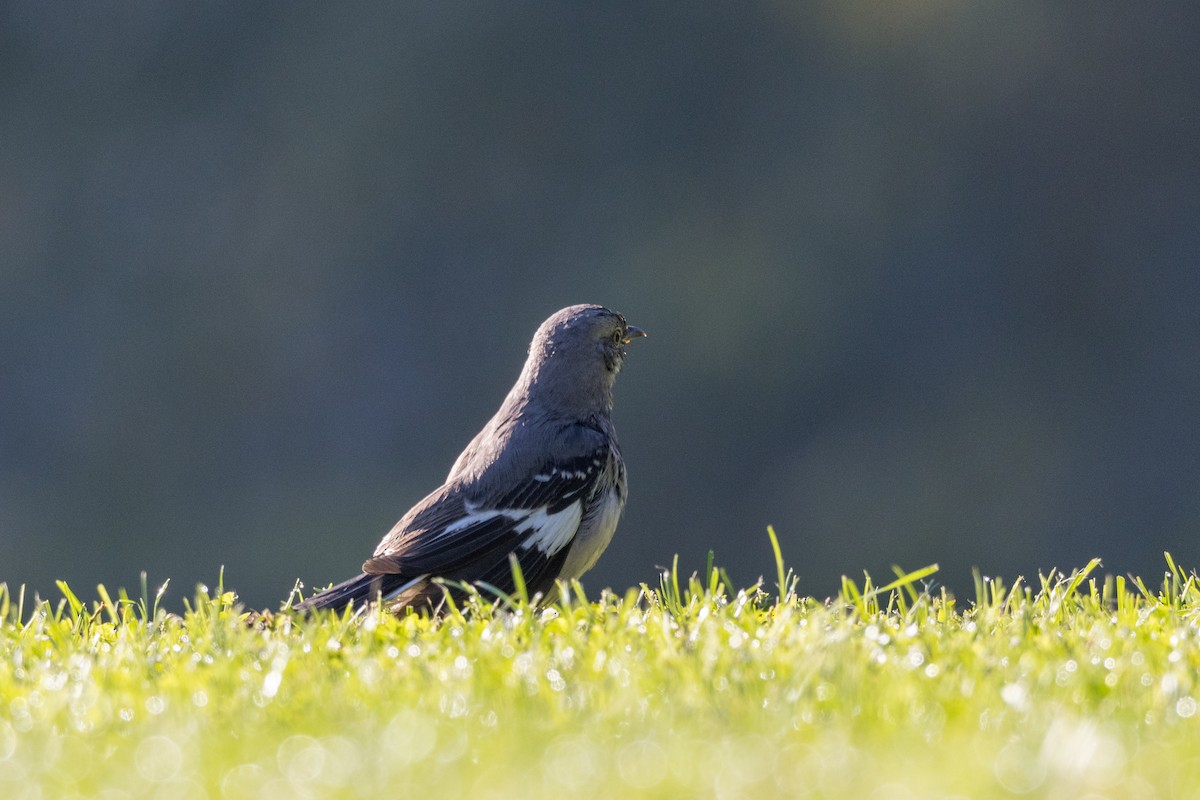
top-left (559, 484), bottom-right (624, 581)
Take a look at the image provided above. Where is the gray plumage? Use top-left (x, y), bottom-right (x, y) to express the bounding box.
top-left (296, 304), bottom-right (644, 613)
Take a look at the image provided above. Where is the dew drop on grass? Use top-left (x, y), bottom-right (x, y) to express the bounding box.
top-left (1000, 683), bottom-right (1027, 709)
top-left (453, 655), bottom-right (472, 677)
top-left (262, 671), bottom-right (283, 699)
top-left (39, 671), bottom-right (66, 692)
top-left (359, 660), bottom-right (382, 685)
top-left (441, 692), bottom-right (469, 718)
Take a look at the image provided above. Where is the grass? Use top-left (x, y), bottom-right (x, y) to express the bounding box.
top-left (2, 537), bottom-right (1200, 799)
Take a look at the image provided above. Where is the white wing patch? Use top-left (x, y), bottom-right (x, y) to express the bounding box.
top-left (430, 502), bottom-right (584, 557)
top-left (439, 508), bottom-right (530, 537)
top-left (517, 501), bottom-right (583, 556)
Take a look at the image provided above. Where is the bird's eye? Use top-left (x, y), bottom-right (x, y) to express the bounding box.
top-left (611, 330), bottom-right (623, 344)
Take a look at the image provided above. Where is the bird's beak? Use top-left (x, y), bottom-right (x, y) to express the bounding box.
top-left (623, 325), bottom-right (647, 344)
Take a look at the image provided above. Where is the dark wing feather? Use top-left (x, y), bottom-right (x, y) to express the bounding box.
top-left (473, 543), bottom-right (572, 600)
top-left (296, 571), bottom-right (423, 612)
top-left (366, 513), bottom-right (524, 576)
top-left (491, 445), bottom-right (612, 512)
top-left (366, 442), bottom-right (612, 570)
top-left (359, 426), bottom-right (615, 609)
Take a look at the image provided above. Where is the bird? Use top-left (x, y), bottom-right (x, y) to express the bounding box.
top-left (295, 304), bottom-right (645, 614)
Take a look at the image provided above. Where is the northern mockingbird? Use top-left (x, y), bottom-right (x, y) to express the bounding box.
top-left (296, 304), bottom-right (645, 613)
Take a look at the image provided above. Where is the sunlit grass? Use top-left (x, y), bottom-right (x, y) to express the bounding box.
top-left (2, 539), bottom-right (1200, 799)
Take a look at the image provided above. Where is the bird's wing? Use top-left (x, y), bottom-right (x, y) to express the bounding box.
top-left (362, 433), bottom-right (614, 597)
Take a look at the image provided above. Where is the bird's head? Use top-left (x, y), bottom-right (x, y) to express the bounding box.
top-left (521, 304), bottom-right (646, 414)
top-left (537, 304), bottom-right (646, 373)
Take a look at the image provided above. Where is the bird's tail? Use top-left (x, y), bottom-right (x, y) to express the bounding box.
top-left (294, 572), bottom-right (389, 613)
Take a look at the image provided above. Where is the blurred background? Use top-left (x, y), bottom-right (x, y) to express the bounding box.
top-left (2, 4), bottom-right (1198, 610)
